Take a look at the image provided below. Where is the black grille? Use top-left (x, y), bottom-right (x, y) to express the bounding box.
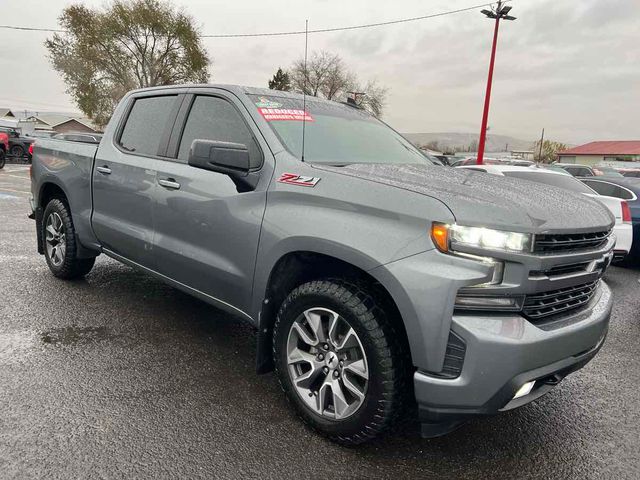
top-left (533, 230), bottom-right (611, 254)
top-left (433, 332), bottom-right (466, 379)
top-left (529, 261), bottom-right (591, 278)
top-left (523, 281), bottom-right (599, 321)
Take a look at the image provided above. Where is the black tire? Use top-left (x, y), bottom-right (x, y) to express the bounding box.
top-left (10, 145), bottom-right (24, 158)
top-left (273, 279), bottom-right (410, 445)
top-left (0, 149), bottom-right (5, 169)
top-left (42, 198), bottom-right (95, 279)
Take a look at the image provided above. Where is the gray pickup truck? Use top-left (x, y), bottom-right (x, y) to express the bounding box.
top-left (30, 84), bottom-right (615, 444)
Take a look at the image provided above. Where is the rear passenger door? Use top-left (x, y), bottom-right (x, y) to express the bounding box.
top-left (152, 90), bottom-right (269, 315)
top-left (92, 93), bottom-right (183, 269)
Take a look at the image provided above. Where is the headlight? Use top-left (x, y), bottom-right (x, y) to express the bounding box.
top-left (431, 223), bottom-right (532, 253)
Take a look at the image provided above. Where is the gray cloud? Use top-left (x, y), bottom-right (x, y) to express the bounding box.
top-left (0, 0), bottom-right (637, 144)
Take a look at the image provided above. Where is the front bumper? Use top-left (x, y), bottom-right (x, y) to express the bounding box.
top-left (415, 281), bottom-right (612, 427)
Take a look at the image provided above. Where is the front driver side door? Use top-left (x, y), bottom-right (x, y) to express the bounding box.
top-left (152, 91), bottom-right (270, 315)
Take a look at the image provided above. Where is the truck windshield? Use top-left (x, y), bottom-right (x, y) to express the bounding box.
top-left (248, 94), bottom-right (429, 166)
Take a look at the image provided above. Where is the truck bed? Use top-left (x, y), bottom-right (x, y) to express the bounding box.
top-left (31, 137), bottom-right (99, 253)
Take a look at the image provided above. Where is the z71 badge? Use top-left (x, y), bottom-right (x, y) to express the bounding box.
top-left (277, 173), bottom-right (321, 187)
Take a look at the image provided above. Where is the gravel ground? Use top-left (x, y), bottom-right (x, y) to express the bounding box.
top-left (1, 165), bottom-right (639, 479)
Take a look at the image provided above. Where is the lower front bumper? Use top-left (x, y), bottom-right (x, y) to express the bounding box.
top-left (414, 281), bottom-right (612, 433)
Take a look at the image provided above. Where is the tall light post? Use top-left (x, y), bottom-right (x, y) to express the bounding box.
top-left (476, 1), bottom-right (516, 165)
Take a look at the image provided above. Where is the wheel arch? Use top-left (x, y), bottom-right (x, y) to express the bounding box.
top-left (254, 249), bottom-right (411, 374)
top-left (36, 182), bottom-right (70, 254)
top-left (37, 181), bottom-right (97, 259)
top-left (39, 181), bottom-right (69, 208)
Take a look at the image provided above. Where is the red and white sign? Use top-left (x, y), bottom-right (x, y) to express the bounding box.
top-left (258, 108), bottom-right (314, 122)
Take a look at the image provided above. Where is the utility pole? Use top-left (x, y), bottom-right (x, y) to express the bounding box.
top-left (476, 1), bottom-right (516, 165)
top-left (538, 128), bottom-right (545, 164)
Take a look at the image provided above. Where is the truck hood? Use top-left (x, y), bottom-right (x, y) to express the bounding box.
top-left (314, 164), bottom-right (614, 233)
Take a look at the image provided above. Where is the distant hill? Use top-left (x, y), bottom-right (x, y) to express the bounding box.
top-left (402, 132), bottom-right (535, 153)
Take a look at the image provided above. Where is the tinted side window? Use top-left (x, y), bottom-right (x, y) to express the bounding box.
top-left (583, 181), bottom-right (633, 200)
top-left (566, 167), bottom-right (592, 177)
top-left (120, 96), bottom-right (177, 156)
top-left (178, 96), bottom-right (263, 168)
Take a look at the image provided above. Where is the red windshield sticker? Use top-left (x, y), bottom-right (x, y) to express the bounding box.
top-left (258, 108), bottom-right (314, 122)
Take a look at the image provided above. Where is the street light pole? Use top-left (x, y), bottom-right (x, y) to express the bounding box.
top-left (476, 1), bottom-right (516, 165)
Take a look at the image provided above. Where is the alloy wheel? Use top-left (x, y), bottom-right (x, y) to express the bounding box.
top-left (286, 307), bottom-right (369, 420)
top-left (45, 212), bottom-right (66, 267)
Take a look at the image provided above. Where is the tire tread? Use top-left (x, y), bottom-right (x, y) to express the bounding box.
top-left (273, 278), bottom-right (410, 445)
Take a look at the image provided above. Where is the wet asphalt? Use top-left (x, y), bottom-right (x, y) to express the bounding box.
top-left (1, 165), bottom-right (639, 479)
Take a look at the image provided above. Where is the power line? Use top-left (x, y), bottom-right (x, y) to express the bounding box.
top-left (0, 1), bottom-right (511, 38)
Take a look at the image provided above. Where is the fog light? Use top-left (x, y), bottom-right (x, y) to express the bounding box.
top-left (513, 381), bottom-right (535, 399)
top-left (454, 295), bottom-right (523, 310)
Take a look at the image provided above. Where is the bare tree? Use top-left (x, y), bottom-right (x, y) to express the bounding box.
top-left (290, 51), bottom-right (345, 98)
top-left (289, 50), bottom-right (388, 117)
top-left (347, 79), bottom-right (388, 118)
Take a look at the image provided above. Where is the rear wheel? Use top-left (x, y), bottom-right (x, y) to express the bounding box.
top-left (0, 149), bottom-right (5, 169)
top-left (10, 145), bottom-right (24, 158)
top-left (273, 279), bottom-right (410, 444)
top-left (42, 198), bottom-right (95, 279)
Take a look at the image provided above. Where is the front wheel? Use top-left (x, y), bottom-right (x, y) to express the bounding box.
top-left (273, 279), bottom-right (410, 444)
top-left (0, 149), bottom-right (5, 169)
top-left (42, 198), bottom-right (95, 279)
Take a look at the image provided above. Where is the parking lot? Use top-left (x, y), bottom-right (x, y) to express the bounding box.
top-left (0, 165), bottom-right (639, 479)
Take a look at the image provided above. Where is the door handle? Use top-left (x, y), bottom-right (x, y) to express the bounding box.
top-left (96, 166), bottom-right (111, 175)
top-left (158, 178), bottom-right (181, 190)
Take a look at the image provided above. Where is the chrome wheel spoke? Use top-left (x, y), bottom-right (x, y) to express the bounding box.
top-left (287, 348), bottom-right (316, 366)
top-left (303, 309), bottom-right (327, 344)
top-left (317, 383), bottom-right (331, 414)
top-left (293, 364), bottom-right (321, 389)
top-left (334, 327), bottom-right (358, 351)
top-left (291, 321), bottom-right (318, 347)
top-left (331, 378), bottom-right (350, 419)
top-left (45, 225), bottom-right (57, 239)
top-left (344, 359), bottom-right (368, 380)
top-left (341, 375), bottom-right (365, 401)
top-left (327, 310), bottom-right (341, 348)
top-left (45, 212), bottom-right (66, 266)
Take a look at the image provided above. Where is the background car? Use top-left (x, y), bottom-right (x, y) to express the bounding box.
top-left (554, 163), bottom-right (624, 178)
top-left (449, 157), bottom-right (532, 167)
top-left (0, 131), bottom-right (8, 168)
top-left (0, 126), bottom-right (35, 159)
top-left (457, 164), bottom-right (633, 261)
top-left (616, 168), bottom-right (640, 178)
top-left (51, 132), bottom-right (103, 144)
top-left (26, 131), bottom-right (57, 139)
top-left (580, 177), bottom-right (640, 262)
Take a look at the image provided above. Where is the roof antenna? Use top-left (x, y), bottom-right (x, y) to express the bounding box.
top-left (301, 19), bottom-right (309, 162)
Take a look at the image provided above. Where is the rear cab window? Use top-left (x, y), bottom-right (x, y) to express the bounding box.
top-left (119, 95), bottom-right (178, 156)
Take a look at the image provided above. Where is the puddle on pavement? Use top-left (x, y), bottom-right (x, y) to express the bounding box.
top-left (41, 326), bottom-right (111, 346)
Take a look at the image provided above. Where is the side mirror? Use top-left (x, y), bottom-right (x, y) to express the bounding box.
top-left (188, 140), bottom-right (250, 177)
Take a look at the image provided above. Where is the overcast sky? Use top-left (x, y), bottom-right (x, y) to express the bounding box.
top-left (0, 0), bottom-right (638, 143)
